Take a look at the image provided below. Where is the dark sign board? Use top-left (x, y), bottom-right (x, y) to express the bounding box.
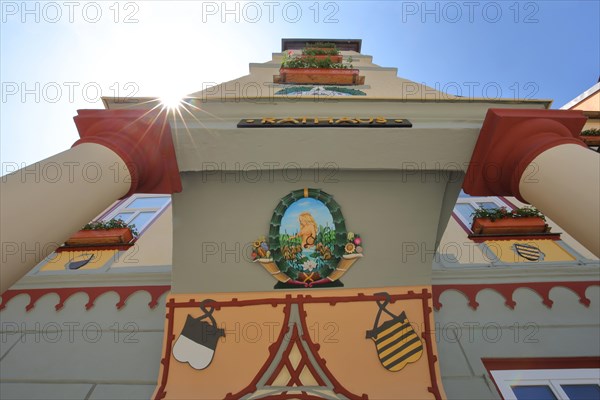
top-left (237, 117), bottom-right (412, 128)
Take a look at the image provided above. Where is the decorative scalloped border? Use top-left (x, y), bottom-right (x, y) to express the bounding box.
top-left (0, 285), bottom-right (170, 312)
top-left (432, 281), bottom-right (599, 311)
top-left (4, 282), bottom-right (596, 313)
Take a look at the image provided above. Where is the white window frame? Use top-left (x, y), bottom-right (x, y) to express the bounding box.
top-left (103, 194), bottom-right (171, 235)
top-left (491, 368), bottom-right (600, 400)
top-left (453, 196), bottom-right (512, 231)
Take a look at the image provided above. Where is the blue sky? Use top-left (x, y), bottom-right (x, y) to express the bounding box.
top-left (1, 1), bottom-right (599, 174)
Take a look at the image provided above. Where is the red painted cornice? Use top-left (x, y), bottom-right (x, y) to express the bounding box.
top-left (0, 285), bottom-right (170, 311)
top-left (432, 281), bottom-right (599, 311)
top-left (463, 109), bottom-right (587, 202)
top-left (73, 109), bottom-right (182, 197)
top-left (3, 283), bottom-right (598, 314)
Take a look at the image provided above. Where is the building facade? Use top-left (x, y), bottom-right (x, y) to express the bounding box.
top-left (1, 39), bottom-right (598, 400)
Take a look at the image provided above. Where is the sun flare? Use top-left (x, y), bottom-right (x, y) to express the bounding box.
top-left (160, 93), bottom-right (185, 110)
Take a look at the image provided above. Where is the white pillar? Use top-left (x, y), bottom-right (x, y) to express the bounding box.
top-left (463, 109), bottom-right (599, 255)
top-left (0, 143), bottom-right (131, 293)
top-left (519, 144), bottom-right (600, 257)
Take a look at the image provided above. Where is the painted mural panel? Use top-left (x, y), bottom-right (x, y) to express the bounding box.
top-left (153, 287), bottom-right (445, 400)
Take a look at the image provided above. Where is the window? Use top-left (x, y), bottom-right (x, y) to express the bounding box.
top-left (490, 369), bottom-right (600, 400)
top-left (453, 191), bottom-right (512, 231)
top-left (102, 194), bottom-right (171, 235)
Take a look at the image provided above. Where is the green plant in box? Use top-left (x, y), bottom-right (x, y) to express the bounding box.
top-left (83, 218), bottom-right (139, 237)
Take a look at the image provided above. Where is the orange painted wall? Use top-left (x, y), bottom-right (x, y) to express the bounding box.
top-left (153, 286), bottom-right (445, 400)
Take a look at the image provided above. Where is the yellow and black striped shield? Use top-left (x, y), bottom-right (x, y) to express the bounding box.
top-left (512, 243), bottom-right (543, 261)
top-left (366, 293), bottom-right (423, 372)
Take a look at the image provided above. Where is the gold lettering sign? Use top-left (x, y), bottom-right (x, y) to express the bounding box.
top-left (238, 117), bottom-right (412, 128)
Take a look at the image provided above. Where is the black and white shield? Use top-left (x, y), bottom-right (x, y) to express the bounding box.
top-left (173, 299), bottom-right (225, 370)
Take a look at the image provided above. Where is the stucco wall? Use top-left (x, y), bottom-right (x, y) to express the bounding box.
top-left (172, 169), bottom-right (460, 293)
top-left (434, 285), bottom-right (600, 399)
top-left (0, 290), bottom-right (169, 399)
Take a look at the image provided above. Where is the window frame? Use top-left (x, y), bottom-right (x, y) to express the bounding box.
top-left (102, 194), bottom-right (171, 236)
top-left (490, 368), bottom-right (600, 400)
top-left (452, 195), bottom-right (514, 233)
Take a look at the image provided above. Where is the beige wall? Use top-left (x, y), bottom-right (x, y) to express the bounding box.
top-left (571, 89), bottom-right (599, 112)
top-left (582, 119), bottom-right (600, 130)
top-left (568, 87), bottom-right (599, 131)
top-left (190, 50), bottom-right (549, 103)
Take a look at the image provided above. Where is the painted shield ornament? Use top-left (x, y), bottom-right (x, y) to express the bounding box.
top-left (512, 243), bottom-right (544, 261)
top-left (250, 188), bottom-right (364, 288)
top-left (366, 292), bottom-right (423, 372)
top-left (172, 299), bottom-right (225, 370)
top-left (67, 253), bottom-right (95, 270)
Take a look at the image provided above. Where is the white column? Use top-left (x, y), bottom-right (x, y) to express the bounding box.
top-left (519, 144), bottom-right (600, 257)
top-left (0, 143), bottom-right (131, 293)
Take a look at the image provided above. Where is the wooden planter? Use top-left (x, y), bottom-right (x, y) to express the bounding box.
top-left (274, 68), bottom-right (364, 85)
top-left (65, 228), bottom-right (134, 247)
top-left (580, 135), bottom-right (600, 146)
top-left (301, 54), bottom-right (343, 63)
top-left (471, 217), bottom-right (547, 235)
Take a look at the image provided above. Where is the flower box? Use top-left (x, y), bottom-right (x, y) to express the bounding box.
top-left (275, 68), bottom-right (364, 85)
top-left (65, 228), bottom-right (134, 247)
top-left (580, 135), bottom-right (600, 146)
top-left (301, 54), bottom-right (343, 63)
top-left (471, 217), bottom-right (547, 235)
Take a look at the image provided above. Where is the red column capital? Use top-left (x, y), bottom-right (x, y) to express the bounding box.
top-left (72, 109), bottom-right (182, 197)
top-left (463, 108), bottom-right (587, 202)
